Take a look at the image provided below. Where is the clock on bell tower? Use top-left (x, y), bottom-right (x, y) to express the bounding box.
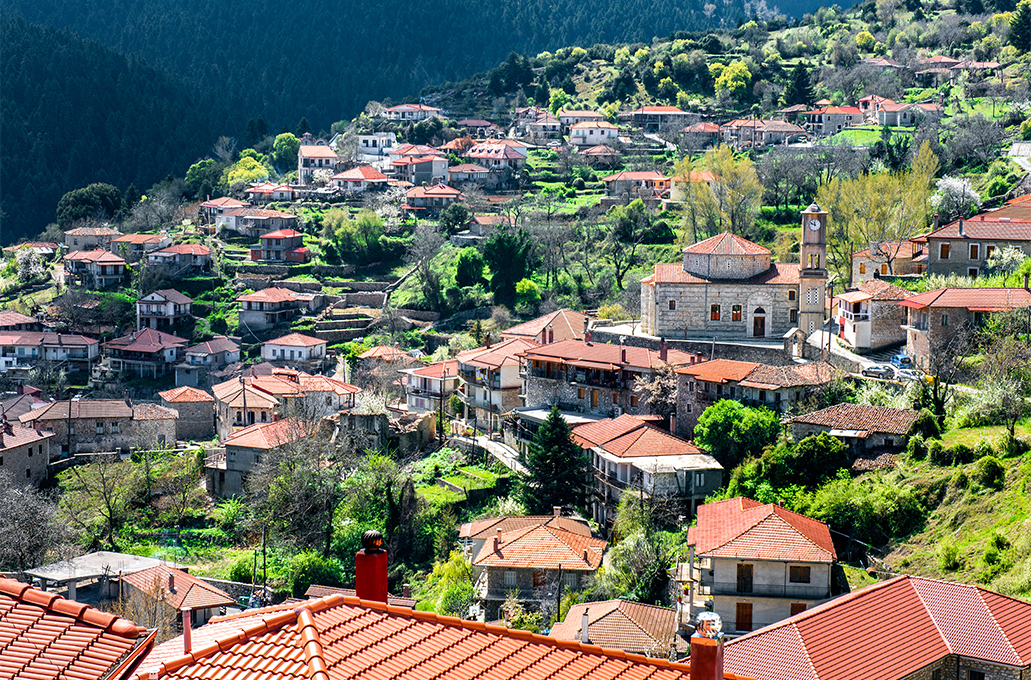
top-left (798, 203), bottom-right (828, 337)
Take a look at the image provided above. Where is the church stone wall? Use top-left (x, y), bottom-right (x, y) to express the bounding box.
top-left (649, 281), bottom-right (798, 340)
top-left (682, 252), bottom-right (769, 280)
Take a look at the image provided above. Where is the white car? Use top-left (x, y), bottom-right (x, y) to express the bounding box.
top-left (894, 368), bottom-right (922, 381)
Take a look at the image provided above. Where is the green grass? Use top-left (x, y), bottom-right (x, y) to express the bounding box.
top-left (942, 423), bottom-right (1031, 449)
top-left (817, 128), bottom-right (887, 146)
top-left (416, 484), bottom-right (465, 504)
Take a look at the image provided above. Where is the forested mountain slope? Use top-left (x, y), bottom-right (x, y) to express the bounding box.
top-left (0, 15), bottom-right (222, 243)
top-left (2, 0), bottom-right (847, 134)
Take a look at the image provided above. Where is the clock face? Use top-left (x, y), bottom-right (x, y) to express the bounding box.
top-left (808, 218), bottom-right (822, 231)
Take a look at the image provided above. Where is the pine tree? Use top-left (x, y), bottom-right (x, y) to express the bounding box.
top-left (519, 405), bottom-right (588, 513)
top-left (1010, 0), bottom-right (1031, 53)
top-left (296, 117), bottom-right (312, 136)
top-left (783, 62), bottom-right (814, 107)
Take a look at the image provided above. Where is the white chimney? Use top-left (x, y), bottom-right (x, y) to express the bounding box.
top-left (580, 608), bottom-right (590, 643)
top-left (553, 505), bottom-right (562, 517)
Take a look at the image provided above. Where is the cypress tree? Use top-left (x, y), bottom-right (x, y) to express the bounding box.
top-left (783, 61), bottom-right (814, 107)
top-left (1010, 0), bottom-right (1031, 53)
top-left (519, 405), bottom-right (589, 513)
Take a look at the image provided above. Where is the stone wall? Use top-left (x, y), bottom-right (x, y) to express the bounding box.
top-left (647, 280), bottom-right (799, 340)
top-left (131, 413), bottom-right (178, 448)
top-left (926, 236), bottom-right (1031, 277)
top-left (869, 299), bottom-right (906, 350)
top-left (0, 431), bottom-right (51, 486)
top-left (683, 252), bottom-right (769, 280)
top-left (591, 327), bottom-right (796, 365)
top-left (312, 264), bottom-right (356, 278)
top-left (315, 328), bottom-right (369, 342)
top-left (163, 399), bottom-right (215, 441)
top-left (339, 292), bottom-right (385, 307)
top-left (396, 309), bottom-right (440, 322)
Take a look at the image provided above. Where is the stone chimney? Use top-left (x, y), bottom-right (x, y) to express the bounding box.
top-left (167, 572), bottom-right (176, 594)
top-left (485, 333), bottom-right (491, 349)
top-left (494, 528), bottom-right (502, 551)
top-left (553, 505), bottom-right (562, 517)
top-left (659, 338), bottom-right (668, 362)
top-left (548, 325), bottom-right (554, 344)
top-left (958, 218), bottom-right (964, 237)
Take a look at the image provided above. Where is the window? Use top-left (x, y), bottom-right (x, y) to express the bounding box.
top-left (668, 299), bottom-right (676, 311)
top-left (694, 472), bottom-right (705, 487)
top-left (732, 304), bottom-right (742, 321)
top-left (858, 262), bottom-right (866, 274)
top-left (685, 403), bottom-right (692, 413)
top-left (111, 422), bottom-right (119, 434)
top-left (969, 243), bottom-right (980, 260)
top-left (689, 381), bottom-right (695, 392)
top-left (789, 566), bottom-right (811, 583)
top-left (880, 263), bottom-right (888, 275)
top-left (968, 673), bottom-right (985, 680)
top-left (940, 243), bottom-right (950, 260)
top-left (968, 268), bottom-right (979, 278)
top-left (27, 447), bottom-right (32, 458)
top-left (69, 424), bottom-right (75, 435)
top-left (503, 571), bottom-right (517, 587)
top-left (591, 390), bottom-right (599, 408)
top-left (759, 390), bottom-right (766, 402)
top-left (630, 395), bottom-right (639, 407)
top-left (562, 572), bottom-right (578, 590)
top-left (261, 411), bottom-right (268, 422)
top-left (790, 603), bottom-right (807, 616)
top-left (930, 671), bottom-right (941, 680)
top-left (578, 388), bottom-right (585, 400)
top-left (73, 238), bottom-right (79, 246)
top-left (986, 245), bottom-right (996, 259)
top-left (788, 289), bottom-right (796, 301)
top-left (941, 313), bottom-right (949, 326)
top-left (710, 304), bottom-right (721, 321)
top-left (735, 602), bottom-right (753, 632)
top-left (0, 456), bottom-right (4, 466)
top-left (737, 564), bottom-right (753, 593)
top-left (790, 309), bottom-right (798, 323)
top-left (25, 468), bottom-right (31, 479)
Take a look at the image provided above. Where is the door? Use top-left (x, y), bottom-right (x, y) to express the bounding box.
top-left (737, 564), bottom-right (753, 593)
top-left (790, 603), bottom-right (807, 616)
top-left (753, 314), bottom-right (765, 337)
top-left (736, 602), bottom-right (753, 632)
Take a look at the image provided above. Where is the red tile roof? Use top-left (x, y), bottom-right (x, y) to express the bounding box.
top-left (0, 424), bottom-right (54, 452)
top-left (922, 215), bottom-right (1031, 241)
top-left (103, 328), bottom-right (188, 354)
top-left (134, 593), bottom-right (737, 680)
top-left (786, 403), bottom-right (920, 436)
top-left (385, 103), bottom-right (441, 112)
top-left (458, 515), bottom-right (593, 540)
top-left (20, 399), bottom-right (133, 423)
top-left (466, 144), bottom-right (527, 160)
top-left (221, 207), bottom-right (297, 219)
top-left (237, 286), bottom-right (303, 304)
top-left (458, 337), bottom-right (540, 370)
top-left (186, 336), bottom-right (238, 356)
top-left (145, 288), bottom-right (192, 305)
top-left (200, 196), bottom-right (247, 209)
top-left (0, 331), bottom-right (97, 347)
top-left (688, 497), bottom-right (836, 563)
top-left (449, 163), bottom-right (491, 173)
top-left (297, 374), bottom-right (362, 396)
top-left (112, 232), bottom-right (166, 244)
top-left (298, 144), bottom-right (339, 158)
top-left (572, 415), bottom-right (709, 458)
top-left (551, 599), bottom-right (686, 655)
top-left (724, 575), bottom-right (1031, 680)
top-left (502, 308), bottom-right (589, 343)
top-left (520, 339), bottom-right (699, 371)
top-left (211, 379), bottom-right (280, 409)
top-left (644, 261), bottom-right (800, 285)
top-left (683, 232), bottom-right (770, 256)
top-left (222, 417), bottom-right (304, 450)
top-left (153, 243), bottom-right (211, 256)
top-left (581, 144), bottom-right (619, 155)
top-left (473, 525), bottom-right (606, 571)
top-left (633, 106), bottom-right (687, 114)
top-left (304, 584), bottom-right (416, 608)
top-left (899, 287), bottom-right (1031, 311)
top-left (855, 279), bottom-right (913, 301)
top-left (259, 228), bottom-right (303, 239)
top-left (358, 345), bottom-right (416, 362)
top-left (560, 110), bottom-right (605, 117)
top-left (406, 183), bottom-right (464, 199)
top-left (685, 122), bottom-right (721, 133)
top-left (570, 120), bottom-right (617, 129)
top-left (159, 386), bottom-right (215, 403)
top-left (389, 143), bottom-right (443, 157)
top-left (602, 170), bottom-right (668, 182)
top-left (64, 249), bottom-right (127, 265)
top-left (802, 106), bottom-right (863, 115)
top-left (403, 358), bottom-right (459, 379)
top-left (120, 564), bottom-right (234, 611)
top-left (65, 226), bottom-right (122, 237)
top-left (265, 332), bottom-right (326, 347)
top-left (0, 576), bottom-right (153, 679)
top-left (738, 362), bottom-right (840, 390)
top-left (332, 165), bottom-right (389, 181)
top-left (676, 358), bottom-right (759, 383)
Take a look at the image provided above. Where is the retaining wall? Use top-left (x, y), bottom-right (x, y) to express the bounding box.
top-left (591, 326), bottom-right (796, 365)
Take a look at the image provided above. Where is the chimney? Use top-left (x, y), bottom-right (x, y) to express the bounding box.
top-left (494, 528), bottom-right (502, 551)
top-left (583, 316), bottom-right (589, 341)
top-left (933, 213), bottom-right (939, 230)
top-left (486, 333), bottom-right (491, 349)
top-left (621, 347), bottom-right (627, 364)
top-left (553, 505), bottom-right (562, 517)
top-left (124, 388), bottom-right (132, 410)
top-left (548, 325), bottom-right (554, 344)
top-left (958, 218), bottom-right (964, 237)
top-left (670, 414), bottom-right (677, 434)
top-left (690, 612), bottom-right (725, 680)
top-left (659, 338), bottom-right (668, 362)
top-left (402, 584), bottom-right (411, 599)
top-left (355, 530), bottom-right (388, 603)
top-left (1024, 273), bottom-right (1029, 289)
top-left (182, 608), bottom-right (192, 653)
top-left (580, 608), bottom-right (590, 643)
top-left (583, 548), bottom-right (589, 562)
top-left (168, 572), bottom-right (176, 594)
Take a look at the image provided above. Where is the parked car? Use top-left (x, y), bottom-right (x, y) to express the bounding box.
top-left (862, 364), bottom-right (895, 379)
top-left (895, 368), bottom-right (922, 381)
top-left (890, 353), bottom-right (914, 369)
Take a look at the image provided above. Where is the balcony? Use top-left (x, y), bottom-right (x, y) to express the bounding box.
top-left (902, 323), bottom-right (928, 333)
top-left (839, 310), bottom-right (869, 322)
top-left (407, 386), bottom-right (444, 399)
top-left (700, 580), bottom-right (830, 600)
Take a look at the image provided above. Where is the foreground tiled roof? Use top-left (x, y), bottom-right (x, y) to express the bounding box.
top-left (222, 417), bottom-right (303, 450)
top-left (120, 565), bottom-right (234, 612)
top-left (899, 287), bottom-right (1031, 311)
top-left (551, 599), bottom-right (686, 655)
top-left (112, 232), bottom-right (166, 244)
top-left (472, 525), bottom-right (606, 571)
top-left (265, 332), bottom-right (326, 347)
top-left (64, 249), bottom-right (127, 265)
top-left (132, 403), bottom-right (179, 421)
top-left (688, 497), bottom-right (836, 563)
top-left (147, 288), bottom-right (193, 305)
top-left (210, 379), bottom-right (280, 409)
top-left (134, 593), bottom-right (736, 680)
top-left (0, 423), bottom-right (54, 452)
top-left (304, 584), bottom-right (416, 608)
top-left (501, 308), bottom-right (589, 343)
top-left (683, 232), bottom-right (770, 256)
top-left (65, 226), bottom-right (122, 237)
top-left (738, 362), bottom-right (840, 390)
top-left (0, 331), bottom-right (98, 347)
top-left (297, 374), bottom-right (362, 396)
top-left (159, 386), bottom-right (215, 403)
top-left (332, 165), bottom-right (389, 181)
top-left (724, 575), bottom-right (1031, 680)
top-left (519, 339), bottom-right (699, 371)
top-left (458, 515), bottom-right (593, 540)
top-left (644, 261), bottom-right (799, 286)
top-left (572, 415), bottom-right (710, 459)
top-left (787, 403), bottom-right (921, 436)
top-left (0, 576), bottom-right (153, 679)
top-left (458, 337), bottom-right (540, 370)
top-left (402, 358), bottom-right (459, 379)
top-left (0, 311), bottom-right (38, 327)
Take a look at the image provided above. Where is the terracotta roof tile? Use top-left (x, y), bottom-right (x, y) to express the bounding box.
top-left (855, 279), bottom-right (913, 301)
top-left (260, 228), bottom-right (303, 239)
top-left (20, 399), bottom-right (133, 423)
top-left (304, 584), bottom-right (416, 608)
top-left (646, 262), bottom-right (799, 285)
top-left (519, 339), bottom-right (699, 371)
top-left (145, 288), bottom-right (193, 305)
top-left (0, 577), bottom-right (152, 679)
top-left (297, 374), bottom-right (361, 396)
top-left (65, 226), bottom-right (122, 237)
top-left (186, 336), bottom-right (239, 356)
top-left (923, 215), bottom-right (1031, 242)
top-left (237, 287), bottom-right (305, 304)
top-left (298, 145), bottom-right (339, 159)
top-left (63, 249), bottom-right (127, 264)
top-left (786, 403), bottom-right (921, 436)
top-left (332, 166), bottom-right (390, 182)
top-left (724, 575), bottom-right (1031, 680)
top-left (103, 328), bottom-right (188, 354)
top-left (601, 170), bottom-right (668, 182)
top-left (551, 600), bottom-right (686, 655)
top-left (159, 386), bottom-right (216, 403)
top-left (132, 403), bottom-right (179, 420)
top-left (458, 337), bottom-right (540, 370)
top-left (265, 332), bottom-right (326, 347)
top-left (154, 243), bottom-right (211, 256)
top-left (458, 515), bottom-right (593, 540)
top-left (222, 417), bottom-right (304, 450)
top-left (738, 362), bottom-right (840, 390)
top-left (472, 525), bottom-right (606, 571)
top-left (403, 359), bottom-right (459, 379)
top-left (502, 309), bottom-right (589, 343)
top-left (676, 359), bottom-right (758, 383)
top-left (120, 565), bottom-right (234, 611)
top-left (572, 415), bottom-right (709, 458)
top-left (687, 497), bottom-right (836, 562)
top-left (899, 287), bottom-right (1031, 311)
top-left (112, 232), bottom-right (166, 244)
top-left (683, 233), bottom-right (770, 256)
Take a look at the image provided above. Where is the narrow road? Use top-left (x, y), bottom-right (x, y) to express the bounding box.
top-left (1009, 142), bottom-right (1031, 173)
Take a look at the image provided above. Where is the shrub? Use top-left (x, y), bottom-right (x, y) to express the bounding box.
top-left (227, 554), bottom-right (255, 583)
top-left (909, 410), bottom-right (940, 440)
top-left (950, 469), bottom-right (969, 490)
top-left (906, 434), bottom-right (928, 460)
top-left (929, 439), bottom-right (947, 465)
top-left (948, 444), bottom-right (976, 466)
top-left (937, 539), bottom-right (962, 571)
top-left (572, 177), bottom-right (586, 190)
top-left (975, 455), bottom-right (1006, 490)
top-left (974, 438), bottom-right (996, 460)
top-left (287, 552), bottom-right (345, 597)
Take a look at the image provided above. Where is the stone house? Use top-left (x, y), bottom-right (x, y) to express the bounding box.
top-left (64, 226), bottom-right (122, 252)
top-left (471, 524), bottom-right (605, 621)
top-left (206, 417), bottom-right (307, 498)
top-left (109, 232), bottom-right (171, 259)
top-left (216, 208), bottom-right (299, 239)
top-left (389, 155), bottom-right (449, 185)
top-left (63, 250), bottom-right (127, 288)
top-left (357, 345), bottom-right (421, 373)
top-left (136, 289), bottom-right (192, 331)
top-left (102, 328), bottom-right (188, 378)
top-left (118, 564), bottom-right (234, 628)
top-left (450, 214), bottom-right (514, 246)
top-left (296, 374), bottom-right (362, 415)
top-left (159, 386), bottom-right (216, 441)
top-left (687, 497), bottom-right (837, 635)
top-left (724, 575), bottom-right (1031, 680)
top-left (568, 121), bottom-right (618, 147)
top-left (579, 144), bottom-right (621, 169)
top-left (211, 377), bottom-right (280, 439)
top-left (457, 512), bottom-right (592, 573)
top-left (786, 403), bottom-right (921, 453)
top-left (520, 338), bottom-right (701, 420)
top-left (628, 105), bottom-right (694, 132)
top-left (571, 414), bottom-right (723, 529)
top-left (19, 399), bottom-right (178, 457)
top-left (380, 103), bottom-right (442, 121)
top-left (0, 332), bottom-right (99, 374)
top-left (850, 240), bottom-right (925, 284)
top-left (0, 420), bottom-right (55, 486)
top-left (919, 215), bottom-right (1031, 278)
top-left (330, 166), bottom-right (391, 193)
top-left (147, 243), bottom-right (212, 274)
top-left (798, 106), bottom-right (862, 135)
top-left (601, 170), bottom-right (670, 200)
top-left (297, 143), bottom-right (339, 185)
top-left (675, 359), bottom-right (839, 435)
top-left (720, 119), bottom-right (804, 147)
top-left (176, 336), bottom-right (240, 388)
top-left (901, 286), bottom-right (1031, 369)
top-left (456, 337), bottom-right (539, 434)
top-left (237, 287), bottom-right (322, 331)
top-left (400, 359), bottom-right (460, 414)
top-left (244, 182), bottom-right (297, 204)
top-left (835, 279), bottom-right (913, 352)
top-left (464, 143), bottom-right (529, 172)
top-left (403, 184), bottom-right (464, 217)
top-left (199, 196), bottom-right (248, 222)
top-left (261, 333), bottom-right (327, 363)
top-left (250, 228), bottom-right (309, 263)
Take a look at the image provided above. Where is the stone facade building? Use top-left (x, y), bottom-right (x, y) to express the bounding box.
top-left (642, 207), bottom-right (828, 340)
top-left (786, 403), bottom-right (921, 454)
top-left (920, 215), bottom-right (1031, 278)
top-left (0, 421), bottom-right (55, 486)
top-left (835, 279), bottom-right (913, 352)
top-left (456, 337), bottom-right (539, 434)
top-left (19, 399), bottom-right (177, 457)
top-left (159, 386), bottom-right (216, 441)
top-left (850, 240), bottom-right (925, 284)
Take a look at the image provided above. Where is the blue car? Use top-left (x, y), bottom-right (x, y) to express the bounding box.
top-left (890, 353), bottom-right (914, 369)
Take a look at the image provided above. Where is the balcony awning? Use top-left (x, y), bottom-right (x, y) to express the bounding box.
top-left (828, 428), bottom-right (869, 438)
top-left (837, 291), bottom-right (873, 303)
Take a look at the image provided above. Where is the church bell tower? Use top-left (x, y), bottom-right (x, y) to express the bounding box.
top-left (798, 203), bottom-right (828, 338)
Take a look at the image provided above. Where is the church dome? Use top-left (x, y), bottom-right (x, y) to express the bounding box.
top-left (682, 232), bottom-right (771, 279)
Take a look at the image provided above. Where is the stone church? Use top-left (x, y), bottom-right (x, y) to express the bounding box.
top-left (640, 205), bottom-right (828, 340)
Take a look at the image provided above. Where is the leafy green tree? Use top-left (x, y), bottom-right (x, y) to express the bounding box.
top-left (533, 80), bottom-right (550, 106)
top-left (548, 88), bottom-right (569, 114)
top-left (271, 133), bottom-right (301, 171)
top-left (288, 551), bottom-right (344, 597)
top-left (56, 183), bottom-right (122, 226)
top-left (782, 62), bottom-right (813, 106)
top-left (514, 278), bottom-right (542, 314)
top-left (765, 433), bottom-right (849, 488)
top-left (694, 399), bottom-right (780, 470)
top-left (224, 155), bottom-right (270, 186)
top-left (483, 226), bottom-right (534, 307)
top-left (519, 405), bottom-right (589, 513)
top-left (184, 159), bottom-right (223, 198)
top-left (455, 247), bottom-right (485, 287)
top-left (438, 203), bottom-right (470, 236)
top-left (122, 183), bottom-right (140, 209)
top-left (415, 550), bottom-right (475, 616)
top-left (710, 60), bottom-right (750, 102)
top-left (1009, 0), bottom-right (1031, 53)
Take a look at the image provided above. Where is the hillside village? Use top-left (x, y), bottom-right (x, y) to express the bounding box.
top-left (2, 0), bottom-right (1031, 677)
